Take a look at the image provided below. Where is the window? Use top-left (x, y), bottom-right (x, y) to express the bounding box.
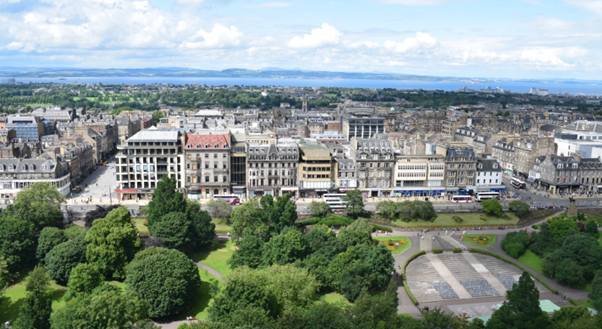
top-left (214, 176), bottom-right (218, 182)
top-left (205, 154), bottom-right (209, 159)
top-left (205, 176), bottom-right (209, 182)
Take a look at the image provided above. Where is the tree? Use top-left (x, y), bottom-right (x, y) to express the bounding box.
top-left (481, 198), bottom-right (502, 216)
top-left (44, 240), bottom-right (87, 284)
top-left (555, 259), bottom-right (584, 287)
top-left (416, 200), bottom-right (437, 222)
top-left (152, 212), bottom-right (192, 252)
top-left (376, 200), bottom-right (398, 221)
top-left (530, 222), bottom-right (554, 256)
top-left (550, 219), bottom-right (580, 244)
top-left (51, 287), bottom-right (152, 329)
top-left (552, 305), bottom-right (596, 329)
top-left (262, 229), bottom-right (309, 266)
top-left (264, 193), bottom-right (297, 233)
top-left (487, 272), bottom-right (552, 329)
top-left (303, 224), bottom-right (336, 253)
top-left (66, 263), bottom-right (104, 299)
top-left (501, 231), bottom-right (530, 258)
top-left (83, 205), bottom-right (120, 228)
top-left (589, 270), bottom-right (602, 310)
top-left (542, 234), bottom-right (602, 281)
top-left (343, 190), bottom-right (364, 219)
top-left (4, 182), bottom-right (63, 230)
top-left (185, 201), bottom-right (216, 251)
top-left (206, 199), bottom-right (233, 222)
top-left (585, 220), bottom-right (599, 239)
top-left (152, 110), bottom-right (164, 125)
top-left (230, 198), bottom-right (269, 239)
top-left (350, 279), bottom-right (398, 329)
top-left (422, 308), bottom-right (460, 329)
top-left (85, 207), bottom-right (140, 279)
top-left (15, 265), bottom-right (52, 329)
top-left (228, 234), bottom-right (265, 269)
top-left (146, 176), bottom-right (187, 232)
top-left (0, 216), bottom-right (36, 273)
top-left (508, 200), bottom-right (530, 219)
top-left (309, 201), bottom-right (331, 218)
top-left (397, 200), bottom-right (419, 222)
top-left (125, 247), bottom-right (201, 318)
top-left (37, 227), bottom-right (67, 262)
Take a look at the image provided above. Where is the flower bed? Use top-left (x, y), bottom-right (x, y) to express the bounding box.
top-left (463, 234), bottom-right (496, 247)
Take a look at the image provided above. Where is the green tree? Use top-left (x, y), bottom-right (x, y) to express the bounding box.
top-left (16, 266), bottom-right (52, 329)
top-left (125, 247), bottom-right (201, 318)
top-left (487, 272), bottom-right (552, 329)
top-left (146, 176), bottom-right (187, 232)
top-left (396, 200), bottom-right (419, 222)
top-left (206, 199), bottom-right (233, 223)
top-left (264, 193), bottom-right (297, 233)
top-left (343, 190), bottom-right (364, 219)
top-left (508, 200), bottom-right (530, 219)
top-left (376, 200), bottom-right (398, 221)
top-left (0, 216), bottom-right (36, 273)
top-left (555, 259), bottom-right (584, 287)
top-left (589, 270), bottom-right (602, 310)
top-left (530, 222), bottom-right (554, 256)
top-left (85, 207), bottom-right (140, 279)
top-left (230, 198), bottom-right (269, 239)
top-left (37, 227), bottom-right (67, 262)
top-left (416, 200), bottom-right (438, 222)
top-left (421, 307), bottom-right (459, 329)
top-left (152, 110), bottom-right (164, 125)
top-left (552, 305), bottom-right (594, 328)
top-left (303, 224), bottom-right (336, 253)
top-left (45, 240), bottom-right (86, 284)
top-left (542, 234), bottom-right (602, 281)
top-left (51, 288), bottom-right (152, 329)
top-left (4, 182), bottom-right (63, 230)
top-left (152, 212), bottom-right (192, 252)
top-left (585, 220), bottom-right (599, 239)
top-left (481, 198), bottom-right (502, 216)
top-left (262, 229), bottom-right (309, 266)
top-left (228, 234), bottom-right (265, 269)
top-left (66, 263), bottom-right (104, 299)
top-left (350, 279), bottom-right (398, 329)
top-left (550, 219), bottom-right (580, 244)
top-left (185, 201), bottom-right (216, 251)
top-left (501, 231), bottom-right (530, 258)
top-left (309, 201), bottom-right (331, 218)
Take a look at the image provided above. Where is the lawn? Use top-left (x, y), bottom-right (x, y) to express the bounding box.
top-left (373, 236), bottom-right (411, 255)
top-left (393, 212), bottom-right (519, 227)
top-left (0, 275), bottom-right (67, 324)
top-left (212, 218), bottom-right (232, 234)
top-left (172, 268), bottom-right (220, 321)
top-left (132, 217), bottom-right (150, 235)
top-left (518, 249), bottom-right (544, 275)
top-left (579, 299), bottom-right (595, 308)
top-left (190, 240), bottom-right (236, 276)
top-left (319, 292), bottom-right (350, 306)
top-left (463, 234), bottom-right (496, 247)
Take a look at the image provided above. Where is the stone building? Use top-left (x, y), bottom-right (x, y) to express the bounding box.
top-left (335, 158), bottom-right (357, 192)
top-left (513, 137), bottom-right (555, 179)
top-left (298, 142), bottom-right (337, 198)
top-left (183, 131), bottom-right (231, 200)
top-left (579, 156), bottom-right (602, 192)
top-left (475, 158), bottom-right (504, 192)
top-left (532, 155), bottom-right (581, 194)
top-left (351, 137), bottom-right (394, 197)
top-left (491, 138), bottom-right (515, 175)
top-left (0, 157), bottom-right (71, 204)
top-left (246, 143), bottom-right (299, 198)
top-left (115, 128), bottom-right (184, 201)
top-left (444, 147), bottom-right (477, 194)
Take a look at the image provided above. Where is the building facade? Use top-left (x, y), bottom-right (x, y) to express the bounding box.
top-left (351, 137), bottom-right (394, 197)
top-left (183, 132), bottom-right (231, 200)
top-left (246, 143), bottom-right (299, 197)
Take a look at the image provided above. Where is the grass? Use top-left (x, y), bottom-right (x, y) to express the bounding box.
top-left (132, 218), bottom-right (150, 235)
top-left (393, 212), bottom-right (519, 227)
top-left (0, 275), bottom-right (67, 323)
top-left (190, 240), bottom-right (236, 276)
top-left (518, 249), bottom-right (544, 275)
top-left (373, 236), bottom-right (412, 255)
top-left (319, 292), bottom-right (350, 306)
top-left (579, 299), bottom-right (595, 308)
top-left (463, 234), bottom-right (496, 247)
top-left (107, 280), bottom-right (126, 290)
top-left (212, 218), bottom-right (232, 234)
top-left (172, 268), bottom-right (220, 321)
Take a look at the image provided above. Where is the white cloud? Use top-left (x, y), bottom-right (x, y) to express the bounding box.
top-left (566, 0), bottom-right (602, 16)
top-left (245, 2), bottom-right (294, 8)
top-left (384, 32), bottom-right (438, 53)
top-left (530, 17), bottom-right (574, 31)
top-left (180, 24), bottom-right (243, 49)
top-left (288, 23), bottom-right (342, 49)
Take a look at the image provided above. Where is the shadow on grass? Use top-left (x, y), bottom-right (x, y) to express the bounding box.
top-left (0, 295), bottom-right (25, 323)
top-left (189, 240), bottom-right (228, 263)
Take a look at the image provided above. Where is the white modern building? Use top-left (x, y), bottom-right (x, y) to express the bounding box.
top-left (475, 158), bottom-right (505, 192)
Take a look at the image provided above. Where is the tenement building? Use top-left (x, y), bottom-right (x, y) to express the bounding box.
top-left (475, 158), bottom-right (505, 193)
top-left (351, 136), bottom-right (394, 198)
top-left (532, 155), bottom-right (581, 194)
top-left (115, 128), bottom-right (184, 201)
top-left (183, 131), bottom-right (231, 200)
top-left (246, 143), bottom-right (299, 198)
top-left (444, 147), bottom-right (477, 194)
top-left (0, 157), bottom-right (71, 204)
top-left (298, 142), bottom-right (337, 198)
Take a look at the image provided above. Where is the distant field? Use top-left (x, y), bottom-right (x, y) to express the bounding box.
top-left (393, 212), bottom-right (519, 227)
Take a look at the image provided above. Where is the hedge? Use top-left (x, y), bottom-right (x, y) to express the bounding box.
top-left (401, 250), bottom-right (426, 306)
top-left (568, 297), bottom-right (579, 306)
top-left (468, 248), bottom-right (558, 294)
top-left (452, 247), bottom-right (462, 253)
top-left (432, 248), bottom-right (443, 254)
top-left (370, 223), bottom-right (393, 232)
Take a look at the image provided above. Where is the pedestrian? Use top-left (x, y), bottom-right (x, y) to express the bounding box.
top-left (463, 230), bottom-right (466, 235)
top-left (445, 230), bottom-right (448, 235)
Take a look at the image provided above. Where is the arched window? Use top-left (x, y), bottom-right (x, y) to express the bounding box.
top-left (205, 143), bottom-right (209, 148)
top-left (214, 143), bottom-right (218, 148)
top-left (23, 164), bottom-right (28, 171)
top-left (223, 143), bottom-right (227, 148)
top-left (187, 143), bottom-right (192, 148)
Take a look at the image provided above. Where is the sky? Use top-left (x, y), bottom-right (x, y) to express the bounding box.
top-left (1, 0), bottom-right (602, 80)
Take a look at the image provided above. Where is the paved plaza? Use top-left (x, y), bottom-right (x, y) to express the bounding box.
top-left (406, 252), bottom-right (549, 303)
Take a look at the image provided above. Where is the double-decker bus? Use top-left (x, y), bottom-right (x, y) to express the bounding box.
top-left (322, 193), bottom-right (347, 213)
top-left (451, 195), bottom-right (473, 203)
top-left (213, 194), bottom-right (241, 205)
top-left (476, 192), bottom-right (500, 202)
top-left (511, 177), bottom-right (526, 189)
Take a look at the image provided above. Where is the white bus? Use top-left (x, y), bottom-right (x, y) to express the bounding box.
top-left (476, 192), bottom-right (500, 202)
top-left (322, 193), bottom-right (347, 213)
top-left (213, 194), bottom-right (241, 205)
top-left (451, 195), bottom-right (473, 203)
top-left (511, 177), bottom-right (526, 190)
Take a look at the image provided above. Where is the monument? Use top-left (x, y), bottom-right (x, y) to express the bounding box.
top-left (566, 197), bottom-right (578, 218)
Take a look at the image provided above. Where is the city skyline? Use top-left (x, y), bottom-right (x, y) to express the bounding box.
top-left (1, 0), bottom-right (602, 80)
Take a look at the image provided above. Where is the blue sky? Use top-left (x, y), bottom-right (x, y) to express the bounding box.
top-left (1, 0), bottom-right (602, 79)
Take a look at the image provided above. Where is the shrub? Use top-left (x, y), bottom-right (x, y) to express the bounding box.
top-left (502, 213), bottom-right (512, 220)
top-left (432, 249), bottom-right (443, 254)
top-left (480, 214), bottom-right (487, 221)
top-left (501, 231), bottom-right (530, 258)
top-left (452, 216), bottom-right (463, 223)
top-left (370, 224), bottom-right (392, 232)
top-left (532, 225), bottom-right (539, 229)
top-left (452, 247), bottom-right (462, 253)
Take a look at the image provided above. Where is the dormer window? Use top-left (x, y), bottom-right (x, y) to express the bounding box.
top-left (214, 143), bottom-right (218, 148)
top-left (205, 143), bottom-right (209, 148)
top-left (572, 163), bottom-right (578, 169)
top-left (187, 143), bottom-right (192, 148)
top-left (557, 164), bottom-right (563, 169)
top-left (23, 164), bottom-right (28, 171)
top-left (223, 143), bottom-right (227, 148)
